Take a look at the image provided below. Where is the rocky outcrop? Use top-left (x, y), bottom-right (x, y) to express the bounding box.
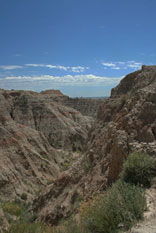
top-left (33, 157), bottom-right (85, 225)
top-left (56, 97), bottom-right (104, 118)
top-left (33, 66), bottom-right (156, 225)
top-left (41, 89), bottom-right (64, 96)
top-left (40, 89), bottom-right (103, 118)
top-left (111, 65), bottom-right (156, 96)
top-left (0, 91), bottom-right (60, 200)
top-left (84, 65), bottom-right (156, 187)
top-left (7, 90), bottom-right (92, 151)
top-left (0, 89), bottom-right (97, 200)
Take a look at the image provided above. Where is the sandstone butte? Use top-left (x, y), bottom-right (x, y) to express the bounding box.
top-left (1, 65), bottom-right (156, 231)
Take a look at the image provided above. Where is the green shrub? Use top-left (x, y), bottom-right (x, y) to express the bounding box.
top-left (1, 202), bottom-right (24, 217)
top-left (62, 217), bottom-right (85, 233)
top-left (9, 219), bottom-right (82, 233)
top-left (9, 221), bottom-right (51, 233)
top-left (120, 152), bottom-right (156, 187)
top-left (21, 193), bottom-right (27, 201)
top-left (80, 181), bottom-right (146, 233)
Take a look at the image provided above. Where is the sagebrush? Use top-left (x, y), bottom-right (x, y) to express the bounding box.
top-left (120, 152), bottom-right (156, 187)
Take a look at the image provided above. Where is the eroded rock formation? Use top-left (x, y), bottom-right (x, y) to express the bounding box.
top-left (33, 65), bottom-right (156, 225)
top-left (40, 89), bottom-right (103, 118)
top-left (0, 89), bottom-right (98, 201)
top-left (0, 91), bottom-right (60, 200)
top-left (8, 90), bottom-right (92, 151)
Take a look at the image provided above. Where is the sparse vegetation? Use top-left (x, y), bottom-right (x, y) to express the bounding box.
top-left (21, 193), bottom-right (28, 201)
top-left (120, 152), bottom-right (156, 187)
top-left (82, 160), bottom-right (91, 173)
top-left (9, 221), bottom-right (52, 233)
top-left (3, 152), bottom-right (155, 233)
top-left (79, 181), bottom-right (146, 233)
top-left (56, 217), bottom-right (85, 233)
top-left (48, 181), bottom-right (146, 233)
top-left (1, 201), bottom-right (24, 218)
top-left (0, 200), bottom-right (40, 232)
top-left (71, 190), bottom-right (83, 210)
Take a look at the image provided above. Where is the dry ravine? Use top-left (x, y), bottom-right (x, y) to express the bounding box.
top-left (1, 65), bottom-right (156, 232)
top-left (33, 65), bottom-right (156, 226)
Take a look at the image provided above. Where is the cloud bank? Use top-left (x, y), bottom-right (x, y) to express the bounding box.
top-left (101, 61), bottom-right (142, 70)
top-left (25, 64), bottom-right (88, 73)
top-left (4, 74), bottom-right (122, 86)
top-left (0, 64), bottom-right (89, 73)
top-left (0, 65), bottom-right (23, 70)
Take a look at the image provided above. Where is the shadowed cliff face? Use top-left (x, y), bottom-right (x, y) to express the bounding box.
top-left (33, 66), bottom-right (156, 225)
top-left (46, 96), bottom-right (104, 118)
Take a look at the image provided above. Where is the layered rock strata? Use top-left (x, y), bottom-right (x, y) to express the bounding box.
top-left (33, 65), bottom-right (156, 225)
top-left (0, 89), bottom-right (96, 200)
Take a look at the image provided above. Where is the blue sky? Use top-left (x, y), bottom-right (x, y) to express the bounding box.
top-left (0, 0), bottom-right (156, 97)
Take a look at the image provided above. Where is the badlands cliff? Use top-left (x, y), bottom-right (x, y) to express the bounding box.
top-left (33, 65), bottom-right (156, 225)
top-left (1, 66), bottom-right (156, 231)
top-left (0, 89), bottom-right (101, 202)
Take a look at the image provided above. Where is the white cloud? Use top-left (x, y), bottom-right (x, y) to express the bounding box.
top-left (46, 65), bottom-right (68, 71)
top-left (25, 64), bottom-right (44, 68)
top-left (71, 66), bottom-right (89, 73)
top-left (0, 65), bottom-right (23, 70)
top-left (101, 62), bottom-right (116, 67)
top-left (25, 64), bottom-right (88, 73)
top-left (112, 67), bottom-right (121, 70)
top-left (4, 74), bottom-right (122, 86)
top-left (117, 62), bottom-right (125, 65)
top-left (101, 61), bottom-right (142, 70)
